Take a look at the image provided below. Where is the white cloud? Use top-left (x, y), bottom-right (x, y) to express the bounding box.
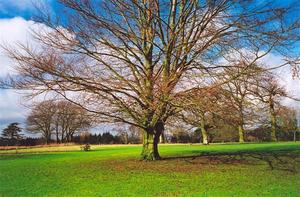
top-left (0, 17), bottom-right (36, 77)
top-left (0, 17), bottom-right (39, 130)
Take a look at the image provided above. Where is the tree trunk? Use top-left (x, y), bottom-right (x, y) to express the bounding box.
top-left (44, 131), bottom-right (50, 145)
top-left (269, 100), bottom-right (277, 142)
top-left (294, 131), bottom-right (297, 142)
top-left (238, 125), bottom-right (245, 143)
top-left (61, 131), bottom-right (65, 143)
top-left (56, 133), bottom-right (60, 143)
top-left (125, 133), bottom-right (128, 144)
top-left (55, 123), bottom-right (60, 143)
top-left (141, 120), bottom-right (164, 160)
top-left (160, 130), bottom-right (166, 143)
top-left (201, 121), bottom-right (208, 145)
top-left (141, 131), bottom-right (160, 160)
top-left (201, 127), bottom-right (209, 145)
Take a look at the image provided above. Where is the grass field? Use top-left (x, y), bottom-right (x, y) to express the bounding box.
top-left (1, 142), bottom-right (300, 196)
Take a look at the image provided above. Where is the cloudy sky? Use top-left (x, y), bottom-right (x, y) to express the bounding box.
top-left (0, 0), bottom-right (299, 132)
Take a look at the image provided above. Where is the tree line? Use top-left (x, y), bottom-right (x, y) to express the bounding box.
top-left (1, 97), bottom-right (298, 146)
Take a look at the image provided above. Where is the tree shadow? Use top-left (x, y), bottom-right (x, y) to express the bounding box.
top-left (163, 150), bottom-right (300, 173)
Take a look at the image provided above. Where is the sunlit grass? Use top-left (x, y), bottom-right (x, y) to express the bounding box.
top-left (1, 142), bottom-right (300, 196)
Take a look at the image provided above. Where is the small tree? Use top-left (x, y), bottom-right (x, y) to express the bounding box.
top-left (1, 123), bottom-right (23, 146)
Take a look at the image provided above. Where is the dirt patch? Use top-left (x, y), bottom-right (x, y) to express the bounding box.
top-left (102, 155), bottom-right (251, 173)
top-left (102, 150), bottom-right (300, 173)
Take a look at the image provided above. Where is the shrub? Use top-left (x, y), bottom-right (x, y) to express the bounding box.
top-left (81, 144), bottom-right (91, 151)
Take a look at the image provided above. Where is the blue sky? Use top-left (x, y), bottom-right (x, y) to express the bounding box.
top-left (0, 0), bottom-right (61, 19)
top-left (0, 0), bottom-right (299, 133)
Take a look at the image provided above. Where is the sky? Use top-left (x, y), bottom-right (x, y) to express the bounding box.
top-left (0, 0), bottom-right (299, 133)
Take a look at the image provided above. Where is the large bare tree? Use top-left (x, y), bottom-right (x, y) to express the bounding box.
top-left (3, 0), bottom-right (300, 160)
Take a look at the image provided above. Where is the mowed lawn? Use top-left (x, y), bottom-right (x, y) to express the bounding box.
top-left (1, 143), bottom-right (300, 196)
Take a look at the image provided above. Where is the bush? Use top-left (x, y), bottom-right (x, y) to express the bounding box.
top-left (81, 144), bottom-right (91, 151)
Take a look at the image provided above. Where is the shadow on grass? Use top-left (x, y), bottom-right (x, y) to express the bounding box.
top-left (163, 150), bottom-right (300, 173)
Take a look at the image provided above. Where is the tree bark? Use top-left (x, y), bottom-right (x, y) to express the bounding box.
top-left (141, 131), bottom-right (161, 160)
top-left (269, 100), bottom-right (277, 142)
top-left (55, 123), bottom-right (60, 143)
top-left (199, 113), bottom-right (209, 145)
top-left (201, 127), bottom-right (209, 145)
top-left (200, 120), bottom-right (209, 145)
top-left (45, 137), bottom-right (49, 145)
top-left (238, 125), bottom-right (245, 143)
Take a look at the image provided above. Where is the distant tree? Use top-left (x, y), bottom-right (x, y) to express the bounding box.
top-left (1, 122), bottom-right (23, 145)
top-left (247, 126), bottom-right (272, 142)
top-left (177, 85), bottom-right (235, 145)
top-left (116, 126), bottom-right (129, 144)
top-left (27, 100), bottom-right (93, 144)
top-left (221, 63), bottom-right (261, 143)
top-left (128, 125), bottom-right (142, 144)
top-left (89, 134), bottom-right (100, 144)
top-left (116, 125), bottom-right (142, 144)
top-left (26, 100), bottom-right (56, 144)
top-left (170, 127), bottom-right (192, 143)
top-left (208, 119), bottom-right (239, 143)
top-left (55, 101), bottom-right (93, 142)
top-left (251, 74), bottom-right (287, 141)
top-left (79, 131), bottom-right (91, 144)
top-left (101, 132), bottom-right (116, 144)
top-left (277, 106), bottom-right (298, 141)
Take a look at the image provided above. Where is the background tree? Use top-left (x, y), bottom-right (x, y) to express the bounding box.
top-left (1, 122), bottom-right (23, 145)
top-left (55, 101), bottom-right (93, 142)
top-left (220, 63), bottom-right (260, 142)
top-left (177, 86), bottom-right (232, 144)
top-left (250, 73), bottom-right (287, 141)
top-left (27, 100), bottom-right (57, 144)
top-left (277, 106), bottom-right (298, 142)
top-left (117, 125), bottom-right (142, 144)
top-left (27, 100), bottom-right (93, 144)
top-left (116, 126), bottom-right (129, 144)
top-left (3, 0), bottom-right (300, 160)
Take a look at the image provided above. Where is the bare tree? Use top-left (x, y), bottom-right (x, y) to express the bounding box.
top-left (116, 124), bottom-right (142, 144)
top-left (55, 101), bottom-right (92, 142)
top-left (219, 63), bottom-right (262, 142)
top-left (27, 100), bottom-right (92, 144)
top-left (277, 106), bottom-right (298, 142)
top-left (176, 86), bottom-right (233, 144)
top-left (27, 100), bottom-right (57, 144)
top-left (3, 0), bottom-right (300, 160)
top-left (116, 126), bottom-right (129, 144)
top-left (250, 74), bottom-right (287, 141)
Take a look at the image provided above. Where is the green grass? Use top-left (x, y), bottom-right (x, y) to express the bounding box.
top-left (1, 142), bottom-right (300, 196)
